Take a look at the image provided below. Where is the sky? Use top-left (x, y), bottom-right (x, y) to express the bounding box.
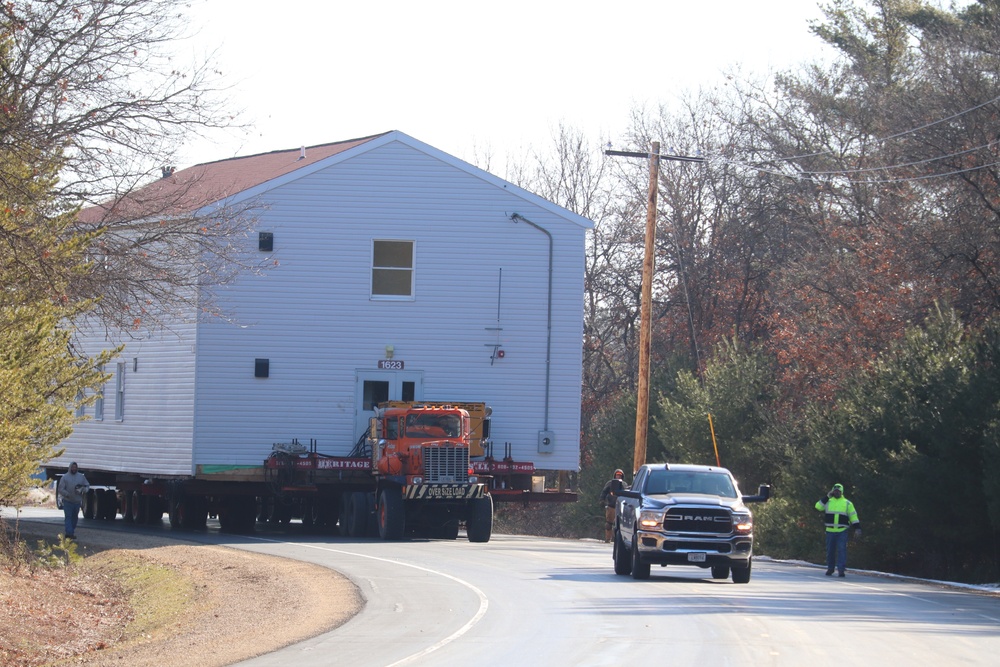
top-left (177, 0), bottom-right (831, 169)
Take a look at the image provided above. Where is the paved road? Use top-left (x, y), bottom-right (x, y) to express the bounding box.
top-left (8, 508), bottom-right (1000, 666)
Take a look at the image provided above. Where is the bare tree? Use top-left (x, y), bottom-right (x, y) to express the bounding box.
top-left (1, 1), bottom-right (267, 333)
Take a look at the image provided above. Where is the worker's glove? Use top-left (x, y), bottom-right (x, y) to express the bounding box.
top-left (819, 497), bottom-right (828, 505)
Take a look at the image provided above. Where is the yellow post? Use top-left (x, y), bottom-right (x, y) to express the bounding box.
top-left (708, 413), bottom-right (721, 467)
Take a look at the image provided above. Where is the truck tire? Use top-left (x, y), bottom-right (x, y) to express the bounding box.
top-left (466, 495), bottom-right (493, 543)
top-left (712, 565), bottom-right (731, 580)
top-left (613, 528), bottom-right (632, 576)
top-left (630, 532), bottom-right (651, 580)
top-left (338, 493), bottom-right (352, 536)
top-left (731, 559), bottom-right (752, 584)
top-left (346, 491), bottom-right (369, 537)
top-left (378, 487), bottom-right (405, 540)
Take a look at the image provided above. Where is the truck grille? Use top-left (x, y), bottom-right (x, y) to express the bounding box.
top-left (664, 507), bottom-right (732, 534)
top-left (423, 446), bottom-right (469, 483)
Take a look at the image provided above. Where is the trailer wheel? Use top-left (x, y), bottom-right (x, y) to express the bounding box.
top-left (145, 496), bottom-right (165, 525)
top-left (121, 491), bottom-right (135, 524)
top-left (97, 489), bottom-right (118, 521)
top-left (466, 495), bottom-right (493, 543)
top-left (82, 489), bottom-right (96, 520)
top-left (378, 487), bottom-right (405, 540)
top-left (129, 491), bottom-right (146, 524)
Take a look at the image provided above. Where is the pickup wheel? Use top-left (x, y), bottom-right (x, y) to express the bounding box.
top-left (613, 528), bottom-right (632, 576)
top-left (731, 558), bottom-right (752, 584)
top-left (378, 487), bottom-right (405, 540)
top-left (630, 532), bottom-right (651, 580)
top-left (711, 565), bottom-right (731, 580)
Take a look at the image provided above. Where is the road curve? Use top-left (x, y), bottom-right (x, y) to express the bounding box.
top-left (7, 508), bottom-right (1000, 666)
top-left (224, 532), bottom-right (1000, 667)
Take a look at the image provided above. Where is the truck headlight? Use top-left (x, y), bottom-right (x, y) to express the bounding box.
top-left (638, 509), bottom-right (664, 528)
top-left (733, 513), bottom-right (753, 534)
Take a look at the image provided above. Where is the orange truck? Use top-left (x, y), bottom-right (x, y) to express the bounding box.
top-left (258, 401), bottom-right (574, 542)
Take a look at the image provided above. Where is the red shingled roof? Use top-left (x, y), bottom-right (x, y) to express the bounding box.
top-left (82, 132), bottom-right (389, 223)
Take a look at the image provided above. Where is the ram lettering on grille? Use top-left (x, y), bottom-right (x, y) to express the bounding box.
top-left (664, 509), bottom-right (732, 533)
top-left (423, 446), bottom-right (469, 483)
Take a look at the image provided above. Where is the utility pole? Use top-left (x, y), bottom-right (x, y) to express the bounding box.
top-left (605, 143), bottom-right (704, 474)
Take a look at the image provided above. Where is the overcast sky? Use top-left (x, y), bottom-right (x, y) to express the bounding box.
top-left (178, 0), bottom-right (831, 168)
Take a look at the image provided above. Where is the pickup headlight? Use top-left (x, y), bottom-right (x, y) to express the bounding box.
top-left (638, 509), bottom-right (665, 528)
top-left (733, 513), bottom-right (753, 534)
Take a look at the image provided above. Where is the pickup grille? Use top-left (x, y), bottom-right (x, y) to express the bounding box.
top-left (423, 446), bottom-right (469, 483)
top-left (664, 507), bottom-right (732, 534)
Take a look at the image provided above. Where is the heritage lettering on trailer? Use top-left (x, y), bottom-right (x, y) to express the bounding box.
top-left (316, 458), bottom-right (371, 470)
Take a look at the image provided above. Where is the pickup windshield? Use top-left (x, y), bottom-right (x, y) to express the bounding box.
top-left (643, 470), bottom-right (737, 498)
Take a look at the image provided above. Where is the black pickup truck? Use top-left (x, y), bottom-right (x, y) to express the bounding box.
top-left (613, 463), bottom-right (770, 583)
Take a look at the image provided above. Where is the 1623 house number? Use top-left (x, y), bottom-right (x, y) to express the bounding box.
top-left (378, 360), bottom-right (404, 370)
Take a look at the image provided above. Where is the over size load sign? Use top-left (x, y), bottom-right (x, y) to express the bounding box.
top-left (404, 484), bottom-right (486, 500)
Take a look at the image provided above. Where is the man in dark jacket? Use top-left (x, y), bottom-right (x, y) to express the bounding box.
top-left (600, 469), bottom-right (627, 543)
top-left (56, 462), bottom-right (90, 540)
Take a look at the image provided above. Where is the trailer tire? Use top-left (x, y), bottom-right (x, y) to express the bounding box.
top-left (220, 497), bottom-right (256, 534)
top-left (378, 487), bottom-right (405, 540)
top-left (338, 493), bottom-right (351, 536)
top-left (466, 495), bottom-right (493, 543)
top-left (82, 489), bottom-right (96, 520)
top-left (129, 491), bottom-right (146, 524)
top-left (122, 491), bottom-right (135, 524)
top-left (97, 489), bottom-right (117, 521)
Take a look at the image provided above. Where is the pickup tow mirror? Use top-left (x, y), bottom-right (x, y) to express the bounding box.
top-left (742, 484), bottom-right (771, 503)
top-left (616, 489), bottom-right (642, 500)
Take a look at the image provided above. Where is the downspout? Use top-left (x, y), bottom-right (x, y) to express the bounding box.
top-left (509, 213), bottom-right (553, 434)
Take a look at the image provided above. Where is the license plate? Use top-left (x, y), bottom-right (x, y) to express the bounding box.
top-left (687, 552), bottom-right (707, 563)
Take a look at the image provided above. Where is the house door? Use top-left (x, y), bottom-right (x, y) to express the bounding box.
top-left (354, 370), bottom-right (424, 445)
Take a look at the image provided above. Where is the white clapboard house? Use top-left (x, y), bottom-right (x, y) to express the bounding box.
top-left (58, 131), bottom-right (592, 478)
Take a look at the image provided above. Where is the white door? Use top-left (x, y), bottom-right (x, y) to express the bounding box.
top-left (353, 370), bottom-right (424, 445)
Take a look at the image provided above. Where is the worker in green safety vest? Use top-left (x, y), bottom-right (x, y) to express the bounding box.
top-left (815, 483), bottom-right (861, 577)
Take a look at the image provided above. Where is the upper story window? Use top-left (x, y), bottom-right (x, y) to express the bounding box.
top-left (372, 240), bottom-right (414, 299)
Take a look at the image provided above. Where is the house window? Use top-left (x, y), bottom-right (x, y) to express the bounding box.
top-left (372, 240), bottom-right (414, 298)
top-left (259, 232), bottom-right (273, 252)
top-left (94, 380), bottom-right (104, 421)
top-left (75, 391), bottom-right (86, 418)
top-left (115, 362), bottom-right (125, 421)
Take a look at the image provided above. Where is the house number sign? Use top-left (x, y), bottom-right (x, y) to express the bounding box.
top-left (378, 360), bottom-right (404, 370)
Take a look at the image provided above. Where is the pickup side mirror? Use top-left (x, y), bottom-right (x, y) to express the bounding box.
top-left (616, 489), bottom-right (642, 500)
top-left (742, 484), bottom-right (771, 503)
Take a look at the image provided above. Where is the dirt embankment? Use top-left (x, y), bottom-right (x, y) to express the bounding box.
top-left (1, 514), bottom-right (363, 667)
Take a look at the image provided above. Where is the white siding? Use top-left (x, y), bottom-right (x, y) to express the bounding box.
top-left (56, 317), bottom-right (198, 476)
